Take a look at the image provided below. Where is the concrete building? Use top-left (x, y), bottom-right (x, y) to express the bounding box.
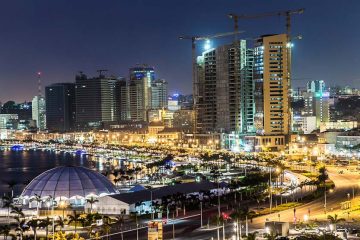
top-left (254, 34), bottom-right (290, 136)
top-left (151, 79), bottom-right (168, 109)
top-left (303, 80), bottom-right (330, 128)
top-left (0, 114), bottom-right (18, 129)
top-left (336, 135), bottom-right (360, 149)
top-left (75, 72), bottom-right (120, 129)
top-left (196, 40), bottom-right (254, 133)
top-left (320, 120), bottom-right (358, 132)
top-left (88, 182), bottom-right (223, 215)
top-left (128, 66), bottom-right (155, 122)
top-left (45, 83), bottom-right (76, 132)
top-left (115, 78), bottom-right (128, 121)
top-left (292, 115), bottom-right (317, 134)
top-left (32, 95), bottom-right (46, 130)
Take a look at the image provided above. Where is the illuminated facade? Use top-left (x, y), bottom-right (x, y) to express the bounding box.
top-left (32, 95), bottom-right (46, 131)
top-left (151, 79), bottom-right (168, 109)
top-left (75, 72), bottom-right (120, 129)
top-left (254, 34), bottom-right (290, 136)
top-left (196, 40), bottom-right (254, 133)
top-left (304, 80), bottom-right (330, 127)
top-left (128, 66), bottom-right (155, 122)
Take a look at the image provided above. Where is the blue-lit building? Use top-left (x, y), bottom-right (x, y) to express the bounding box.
top-left (45, 83), bottom-right (76, 132)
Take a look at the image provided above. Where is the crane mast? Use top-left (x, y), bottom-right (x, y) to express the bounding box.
top-left (179, 31), bottom-right (245, 140)
top-left (228, 8), bottom-right (304, 143)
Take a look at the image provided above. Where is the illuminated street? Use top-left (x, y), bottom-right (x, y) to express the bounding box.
top-left (0, 1), bottom-right (360, 240)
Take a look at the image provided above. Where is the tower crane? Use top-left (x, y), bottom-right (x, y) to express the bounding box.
top-left (228, 9), bottom-right (304, 142)
top-left (228, 8), bottom-right (304, 38)
top-left (179, 31), bottom-right (244, 138)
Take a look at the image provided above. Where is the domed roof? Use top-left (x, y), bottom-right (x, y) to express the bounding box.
top-left (21, 166), bottom-right (117, 199)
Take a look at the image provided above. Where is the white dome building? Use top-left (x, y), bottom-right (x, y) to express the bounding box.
top-left (20, 166), bottom-right (117, 207)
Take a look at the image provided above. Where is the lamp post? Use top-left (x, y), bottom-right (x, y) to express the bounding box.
top-left (269, 167), bottom-right (272, 213)
top-left (172, 212), bottom-right (175, 240)
top-left (200, 201), bottom-right (203, 228)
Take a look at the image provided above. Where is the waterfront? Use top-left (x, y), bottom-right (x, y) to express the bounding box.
top-left (0, 150), bottom-right (98, 195)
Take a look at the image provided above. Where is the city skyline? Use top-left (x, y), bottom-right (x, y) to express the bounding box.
top-left (0, 0), bottom-right (360, 102)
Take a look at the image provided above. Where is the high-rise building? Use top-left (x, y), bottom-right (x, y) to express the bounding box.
top-left (128, 66), bottom-right (155, 122)
top-left (307, 80), bottom-right (326, 93)
top-left (151, 79), bottom-right (168, 109)
top-left (303, 80), bottom-right (330, 127)
top-left (45, 83), bottom-right (76, 132)
top-left (115, 78), bottom-right (128, 121)
top-left (75, 72), bottom-right (120, 129)
top-left (196, 40), bottom-right (254, 133)
top-left (32, 95), bottom-right (46, 130)
top-left (254, 34), bottom-right (290, 136)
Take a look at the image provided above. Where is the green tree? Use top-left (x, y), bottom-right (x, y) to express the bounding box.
top-left (86, 197), bottom-right (99, 213)
top-left (68, 211), bottom-right (82, 233)
top-left (114, 215), bottom-right (125, 240)
top-left (317, 166), bottom-right (328, 187)
top-left (55, 217), bottom-right (66, 231)
top-left (27, 219), bottom-right (40, 240)
top-left (4, 180), bottom-right (18, 197)
top-left (327, 214), bottom-right (345, 232)
top-left (265, 231), bottom-right (278, 240)
top-left (101, 218), bottom-right (111, 240)
top-left (2, 195), bottom-right (13, 223)
top-left (30, 194), bottom-right (43, 217)
top-left (12, 216), bottom-right (29, 239)
top-left (40, 217), bottom-right (52, 239)
top-left (0, 225), bottom-right (11, 240)
top-left (10, 206), bottom-right (24, 219)
top-left (246, 231), bottom-right (258, 240)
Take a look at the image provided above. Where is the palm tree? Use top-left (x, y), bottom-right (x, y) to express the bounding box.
top-left (54, 217), bottom-right (66, 231)
top-left (68, 211), bottom-right (82, 233)
top-left (40, 217), bottom-right (52, 239)
top-left (101, 218), bottom-right (111, 240)
top-left (87, 224), bottom-right (97, 238)
top-left (0, 225), bottom-right (11, 240)
top-left (30, 194), bottom-right (43, 217)
top-left (27, 219), bottom-right (40, 240)
top-left (114, 215), bottom-right (125, 240)
top-left (4, 180), bottom-right (18, 197)
top-left (2, 195), bottom-right (13, 223)
top-left (113, 177), bottom-right (121, 186)
top-left (327, 214), bottom-right (345, 232)
top-left (12, 216), bottom-right (29, 239)
top-left (11, 206), bottom-right (25, 219)
top-left (86, 197), bottom-right (99, 213)
top-left (265, 230), bottom-right (278, 240)
top-left (246, 231), bottom-right (258, 240)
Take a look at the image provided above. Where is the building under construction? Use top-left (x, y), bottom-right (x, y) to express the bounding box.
top-left (196, 39), bottom-right (255, 134)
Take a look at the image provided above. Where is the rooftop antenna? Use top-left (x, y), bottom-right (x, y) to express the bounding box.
top-left (37, 71), bottom-right (42, 97)
top-left (97, 69), bottom-right (108, 78)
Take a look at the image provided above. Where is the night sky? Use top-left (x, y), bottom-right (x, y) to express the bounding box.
top-left (0, 0), bottom-right (359, 102)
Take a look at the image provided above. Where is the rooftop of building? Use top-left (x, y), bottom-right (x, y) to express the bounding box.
top-left (107, 181), bottom-right (226, 205)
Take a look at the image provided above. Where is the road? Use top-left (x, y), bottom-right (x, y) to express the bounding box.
top-left (109, 166), bottom-right (360, 239)
top-left (249, 166), bottom-right (360, 229)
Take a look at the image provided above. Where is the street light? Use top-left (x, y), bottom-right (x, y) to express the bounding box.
top-left (303, 214), bottom-right (309, 222)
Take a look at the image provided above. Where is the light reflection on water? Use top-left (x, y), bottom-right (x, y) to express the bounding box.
top-left (0, 150), bottom-right (109, 196)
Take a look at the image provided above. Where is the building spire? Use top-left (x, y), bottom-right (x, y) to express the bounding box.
top-left (37, 71), bottom-right (42, 97)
